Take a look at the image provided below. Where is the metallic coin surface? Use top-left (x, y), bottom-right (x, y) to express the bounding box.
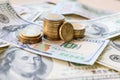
top-left (19, 25), bottom-right (42, 44)
top-left (44, 13), bottom-right (65, 40)
top-left (72, 22), bottom-right (86, 38)
top-left (44, 13), bottom-right (65, 21)
top-left (20, 25), bottom-right (41, 38)
top-left (59, 22), bottom-right (74, 42)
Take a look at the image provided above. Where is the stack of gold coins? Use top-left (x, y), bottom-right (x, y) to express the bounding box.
top-left (19, 25), bottom-right (42, 44)
top-left (59, 22), bottom-right (74, 42)
top-left (71, 22), bottom-right (86, 38)
top-left (44, 13), bottom-right (65, 40)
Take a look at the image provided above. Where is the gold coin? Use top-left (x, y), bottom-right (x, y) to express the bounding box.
top-left (71, 22), bottom-right (85, 38)
top-left (59, 22), bottom-right (74, 42)
top-left (43, 35), bottom-right (60, 41)
top-left (19, 25), bottom-right (42, 44)
top-left (19, 33), bottom-right (42, 40)
top-left (19, 38), bottom-right (42, 44)
top-left (20, 25), bottom-right (42, 38)
top-left (19, 35), bottom-right (42, 44)
top-left (72, 22), bottom-right (84, 30)
top-left (43, 13), bottom-right (65, 40)
top-left (44, 13), bottom-right (65, 21)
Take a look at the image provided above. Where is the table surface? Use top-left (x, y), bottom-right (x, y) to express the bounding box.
top-left (9, 0), bottom-right (120, 12)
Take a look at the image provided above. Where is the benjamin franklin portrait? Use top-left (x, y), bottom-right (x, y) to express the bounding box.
top-left (0, 46), bottom-right (53, 80)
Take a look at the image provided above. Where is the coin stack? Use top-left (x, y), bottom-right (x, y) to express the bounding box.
top-left (44, 13), bottom-right (65, 40)
top-left (71, 22), bottom-right (86, 39)
top-left (19, 25), bottom-right (42, 44)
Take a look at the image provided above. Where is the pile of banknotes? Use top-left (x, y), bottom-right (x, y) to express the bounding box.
top-left (0, 0), bottom-right (120, 80)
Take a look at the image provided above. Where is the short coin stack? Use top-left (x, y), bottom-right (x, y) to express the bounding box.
top-left (19, 25), bottom-right (42, 44)
top-left (44, 13), bottom-right (65, 40)
top-left (72, 22), bottom-right (86, 39)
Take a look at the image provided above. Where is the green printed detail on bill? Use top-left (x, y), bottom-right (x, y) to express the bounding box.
top-left (62, 42), bottom-right (78, 49)
top-left (59, 53), bottom-right (85, 60)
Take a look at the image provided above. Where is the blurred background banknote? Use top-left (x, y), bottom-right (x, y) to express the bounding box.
top-left (13, 1), bottom-right (114, 24)
top-left (97, 36), bottom-right (120, 72)
top-left (52, 2), bottom-right (113, 19)
top-left (0, 45), bottom-right (120, 80)
top-left (69, 13), bottom-right (120, 39)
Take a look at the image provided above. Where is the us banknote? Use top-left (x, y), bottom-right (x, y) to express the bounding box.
top-left (52, 2), bottom-right (113, 19)
top-left (83, 13), bottom-right (120, 39)
top-left (0, 46), bottom-right (120, 80)
top-left (20, 1), bottom-right (113, 25)
top-left (69, 13), bottom-right (120, 39)
top-left (20, 2), bottom-right (55, 22)
top-left (0, 1), bottom-right (109, 65)
top-left (97, 36), bottom-right (120, 72)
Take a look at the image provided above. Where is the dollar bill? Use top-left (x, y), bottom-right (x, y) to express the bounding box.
top-left (0, 46), bottom-right (120, 80)
top-left (0, 1), bottom-right (109, 65)
top-left (69, 13), bottom-right (120, 39)
top-left (21, 2), bottom-right (55, 22)
top-left (52, 2), bottom-right (113, 19)
top-left (0, 0), bottom-right (28, 47)
top-left (97, 36), bottom-right (120, 72)
top-left (83, 13), bottom-right (120, 39)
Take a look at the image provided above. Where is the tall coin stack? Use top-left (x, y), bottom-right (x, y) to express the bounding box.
top-left (44, 13), bottom-right (65, 40)
top-left (71, 22), bottom-right (86, 39)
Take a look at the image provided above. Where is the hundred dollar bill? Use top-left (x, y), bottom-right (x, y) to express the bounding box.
top-left (69, 13), bottom-right (120, 39)
top-left (97, 36), bottom-right (120, 72)
top-left (0, 1), bottom-right (109, 65)
top-left (52, 2), bottom-right (113, 19)
top-left (83, 13), bottom-right (120, 39)
top-left (0, 46), bottom-right (120, 80)
top-left (21, 3), bottom-right (55, 22)
top-left (0, 0), bottom-right (29, 47)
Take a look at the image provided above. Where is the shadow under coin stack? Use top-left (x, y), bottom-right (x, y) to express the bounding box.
top-left (19, 25), bottom-right (42, 44)
top-left (44, 13), bottom-right (65, 40)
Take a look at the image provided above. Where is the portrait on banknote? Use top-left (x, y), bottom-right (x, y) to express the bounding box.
top-left (0, 46), bottom-right (53, 80)
top-left (0, 14), bottom-right (9, 24)
top-left (85, 22), bottom-right (109, 38)
top-left (0, 24), bottom-right (28, 41)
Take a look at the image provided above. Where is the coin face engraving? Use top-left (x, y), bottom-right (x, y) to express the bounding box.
top-left (109, 55), bottom-right (120, 63)
top-left (59, 22), bottom-right (74, 42)
top-left (0, 14), bottom-right (9, 23)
